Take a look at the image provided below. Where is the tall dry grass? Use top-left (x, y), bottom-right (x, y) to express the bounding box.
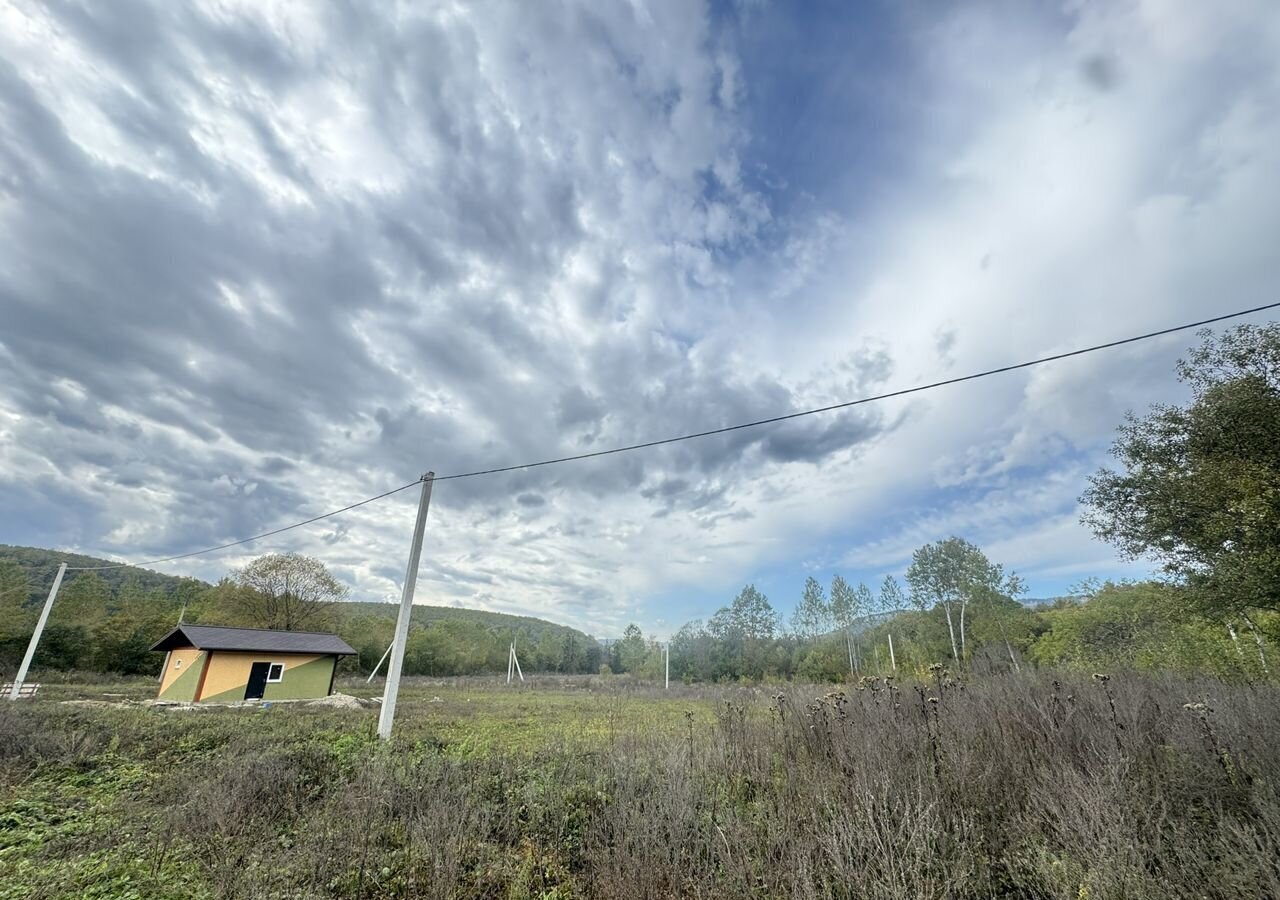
top-left (2, 671), bottom-right (1278, 898)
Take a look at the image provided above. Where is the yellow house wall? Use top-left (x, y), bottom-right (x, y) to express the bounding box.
top-left (197, 651), bottom-right (327, 702)
top-left (158, 647), bottom-right (204, 694)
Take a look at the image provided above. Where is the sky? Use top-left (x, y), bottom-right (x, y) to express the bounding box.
top-left (2, 0), bottom-right (1279, 638)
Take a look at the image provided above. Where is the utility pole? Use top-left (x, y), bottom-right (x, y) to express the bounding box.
top-left (510, 642), bottom-right (524, 683)
top-left (507, 643), bottom-right (514, 684)
top-left (378, 473), bottom-right (434, 741)
top-left (9, 563), bottom-right (67, 701)
top-left (366, 641), bottom-right (394, 684)
top-left (887, 633), bottom-right (897, 672)
top-left (664, 641), bottom-right (669, 690)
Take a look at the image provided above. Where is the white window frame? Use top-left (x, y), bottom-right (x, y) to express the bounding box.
top-left (266, 663), bottom-right (285, 683)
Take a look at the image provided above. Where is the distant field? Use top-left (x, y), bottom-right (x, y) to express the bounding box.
top-left (2, 673), bottom-right (1278, 899)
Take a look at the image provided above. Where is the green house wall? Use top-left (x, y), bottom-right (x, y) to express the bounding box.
top-left (198, 655), bottom-right (337, 704)
top-left (157, 651), bottom-right (207, 702)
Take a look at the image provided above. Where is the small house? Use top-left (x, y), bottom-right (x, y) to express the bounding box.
top-left (150, 624), bottom-right (355, 703)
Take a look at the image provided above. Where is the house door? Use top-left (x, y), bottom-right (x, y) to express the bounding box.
top-left (244, 662), bottom-right (271, 700)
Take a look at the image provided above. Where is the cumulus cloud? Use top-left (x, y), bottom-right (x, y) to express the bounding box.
top-left (0, 0), bottom-right (889, 634)
top-left (1, 0), bottom-right (1277, 636)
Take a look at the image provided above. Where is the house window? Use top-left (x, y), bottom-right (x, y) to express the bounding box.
top-left (266, 663), bottom-right (285, 683)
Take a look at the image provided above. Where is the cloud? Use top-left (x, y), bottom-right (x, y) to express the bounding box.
top-left (1, 0), bottom-right (1277, 638)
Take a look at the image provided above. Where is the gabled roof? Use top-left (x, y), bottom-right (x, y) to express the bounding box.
top-left (150, 624), bottom-right (355, 656)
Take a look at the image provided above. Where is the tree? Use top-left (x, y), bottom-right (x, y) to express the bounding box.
top-left (829, 575), bottom-right (861, 675)
top-left (791, 576), bottom-right (831, 640)
top-left (613, 623), bottom-right (647, 673)
top-left (732, 585), bottom-right (778, 641)
top-left (829, 575), bottom-right (859, 631)
top-left (1028, 581), bottom-right (1252, 676)
top-left (707, 586), bottom-right (778, 678)
top-left (906, 537), bottom-right (1011, 663)
top-left (877, 575), bottom-right (907, 670)
top-left (968, 574), bottom-right (1033, 672)
top-left (228, 553), bottom-right (348, 631)
top-left (671, 620), bottom-right (715, 682)
top-left (854, 582), bottom-right (874, 620)
top-left (1083, 324), bottom-right (1280, 641)
top-left (0, 560), bottom-right (32, 640)
top-left (53, 572), bottom-right (112, 630)
top-left (878, 575), bottom-right (906, 614)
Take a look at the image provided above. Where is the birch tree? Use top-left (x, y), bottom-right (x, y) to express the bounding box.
top-left (791, 576), bottom-right (831, 640)
top-left (829, 575), bottom-right (862, 674)
top-left (906, 537), bottom-right (1009, 664)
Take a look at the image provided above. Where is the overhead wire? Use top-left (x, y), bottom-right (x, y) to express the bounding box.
top-left (66, 479), bottom-right (423, 571)
top-left (52, 300), bottom-right (1280, 573)
top-left (431, 301), bottom-right (1280, 481)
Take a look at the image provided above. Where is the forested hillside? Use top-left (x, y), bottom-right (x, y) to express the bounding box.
top-left (0, 544), bottom-right (204, 603)
top-left (0, 546), bottom-right (600, 678)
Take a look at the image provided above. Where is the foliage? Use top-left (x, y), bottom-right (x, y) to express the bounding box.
top-left (0, 561), bottom-right (33, 643)
top-left (5, 534), bottom-right (1273, 687)
top-left (220, 552), bottom-right (348, 631)
top-left (1083, 323), bottom-right (1280, 621)
top-left (611, 624), bottom-right (647, 674)
top-left (878, 573), bottom-right (906, 613)
top-left (0, 549), bottom-right (602, 679)
top-left (1030, 581), bottom-right (1273, 676)
top-left (906, 536), bottom-right (1022, 662)
top-left (828, 574), bottom-right (859, 630)
top-left (790, 576), bottom-right (831, 639)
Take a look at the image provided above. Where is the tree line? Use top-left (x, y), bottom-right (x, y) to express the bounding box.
top-left (3, 322), bottom-right (1277, 681)
top-left (0, 551), bottom-right (602, 678)
top-left (610, 323), bottom-right (1280, 682)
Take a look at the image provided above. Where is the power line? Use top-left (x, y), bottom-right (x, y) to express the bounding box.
top-left (66, 479), bottom-right (423, 571)
top-left (432, 301), bottom-right (1280, 481)
top-left (61, 301), bottom-right (1280, 572)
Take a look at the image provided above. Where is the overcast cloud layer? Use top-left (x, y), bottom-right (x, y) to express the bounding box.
top-left (2, 0), bottom-right (1279, 636)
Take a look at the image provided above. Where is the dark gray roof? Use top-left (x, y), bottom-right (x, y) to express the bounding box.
top-left (150, 624), bottom-right (355, 655)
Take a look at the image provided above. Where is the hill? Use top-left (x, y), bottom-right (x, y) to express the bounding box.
top-left (342, 599), bottom-right (594, 636)
top-left (0, 545), bottom-right (601, 676)
top-left (0, 544), bottom-right (209, 605)
top-left (333, 601), bottom-right (601, 675)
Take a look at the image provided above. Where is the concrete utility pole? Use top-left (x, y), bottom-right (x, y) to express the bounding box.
top-left (378, 473), bottom-right (434, 741)
top-left (9, 563), bottom-right (67, 700)
top-left (888, 633), bottom-right (897, 672)
top-left (366, 641), bottom-right (394, 684)
top-left (664, 641), bottom-right (669, 690)
top-left (509, 642), bottom-right (524, 683)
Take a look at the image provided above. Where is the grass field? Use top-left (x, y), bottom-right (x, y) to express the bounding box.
top-left (2, 672), bottom-right (1279, 899)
